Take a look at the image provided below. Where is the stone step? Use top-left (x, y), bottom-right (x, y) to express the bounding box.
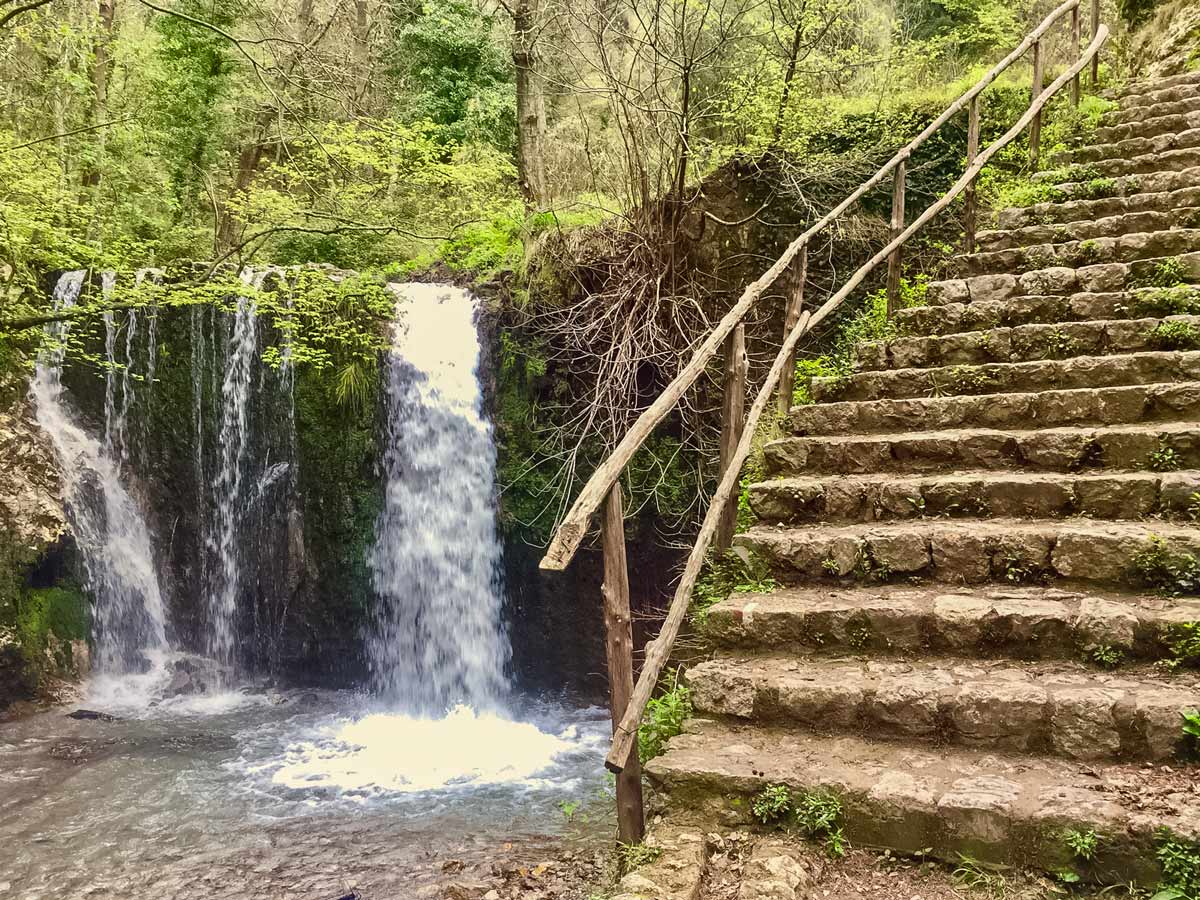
top-left (956, 229), bottom-right (1200, 279)
top-left (923, 251), bottom-right (1200, 308)
top-left (809, 350), bottom-right (1200, 404)
top-left (895, 287), bottom-right (1200, 338)
top-left (1096, 109), bottom-right (1200, 145)
top-left (996, 175), bottom-right (1200, 229)
top-left (860, 316), bottom-right (1200, 370)
top-left (686, 654), bottom-right (1199, 762)
top-left (746, 470), bottom-right (1200, 525)
top-left (978, 208), bottom-right (1200, 254)
top-left (644, 719), bottom-right (1198, 881)
top-left (790, 382), bottom-right (1200, 437)
top-left (1116, 70), bottom-right (1200, 101)
top-left (764, 422), bottom-right (1200, 476)
top-left (1104, 94), bottom-right (1200, 129)
top-left (1036, 147), bottom-right (1200, 183)
top-left (733, 518), bottom-right (1200, 589)
top-left (1054, 166), bottom-right (1200, 202)
top-left (1057, 126), bottom-right (1200, 169)
top-left (703, 584), bottom-right (1200, 663)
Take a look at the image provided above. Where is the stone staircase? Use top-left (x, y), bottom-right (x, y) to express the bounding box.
top-left (642, 71), bottom-right (1200, 886)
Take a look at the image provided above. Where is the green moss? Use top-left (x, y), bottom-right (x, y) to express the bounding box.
top-left (12, 582), bottom-right (89, 680)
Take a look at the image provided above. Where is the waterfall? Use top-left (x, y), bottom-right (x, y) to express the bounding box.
top-left (31, 271), bottom-right (169, 673)
top-left (367, 283), bottom-right (510, 715)
top-left (205, 270), bottom-right (263, 674)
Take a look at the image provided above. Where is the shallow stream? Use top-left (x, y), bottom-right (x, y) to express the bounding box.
top-left (0, 682), bottom-right (612, 898)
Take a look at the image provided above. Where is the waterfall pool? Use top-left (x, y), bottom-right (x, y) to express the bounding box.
top-left (0, 686), bottom-right (613, 897)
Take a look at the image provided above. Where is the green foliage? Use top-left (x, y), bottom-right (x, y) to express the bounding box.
top-left (1182, 709), bottom-right (1200, 741)
top-left (1118, 0), bottom-right (1161, 28)
top-left (691, 549), bottom-right (776, 628)
top-left (1090, 644), bottom-right (1126, 669)
top-left (1163, 623), bottom-right (1200, 670)
top-left (793, 791), bottom-right (847, 858)
top-left (953, 854), bottom-right (1008, 896)
top-left (1064, 828), bottom-right (1100, 861)
top-left (617, 842), bottom-right (662, 871)
top-left (792, 278), bottom-right (926, 405)
top-left (637, 669), bottom-right (692, 763)
top-left (752, 783), bottom-right (793, 824)
top-left (1148, 446), bottom-right (1184, 473)
top-left (1147, 321), bottom-right (1200, 352)
top-left (1133, 287), bottom-right (1200, 318)
top-left (12, 583), bottom-right (90, 680)
top-left (1131, 537), bottom-right (1200, 595)
top-left (1136, 258), bottom-right (1189, 291)
top-left (1155, 831), bottom-right (1200, 900)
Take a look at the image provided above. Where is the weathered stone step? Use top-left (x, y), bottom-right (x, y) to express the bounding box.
top-left (735, 518), bottom-right (1200, 589)
top-left (923, 251), bottom-right (1200, 308)
top-left (1104, 94), bottom-right (1200, 129)
top-left (956, 229), bottom-right (1200, 279)
top-left (861, 316), bottom-right (1200, 370)
top-left (896, 288), bottom-right (1200, 338)
top-left (1057, 126), bottom-right (1200, 169)
top-left (1036, 147), bottom-right (1200, 183)
top-left (747, 470), bottom-right (1200, 525)
top-left (703, 584), bottom-right (1200, 663)
top-left (645, 719), bottom-right (1198, 881)
top-left (978, 208), bottom-right (1200, 254)
top-left (765, 422), bottom-right (1200, 476)
top-left (1096, 109), bottom-right (1200, 145)
top-left (1116, 70), bottom-right (1200, 101)
top-left (996, 177), bottom-right (1200, 230)
top-left (810, 350), bottom-right (1200, 404)
top-left (687, 654), bottom-right (1199, 762)
top-left (1053, 166), bottom-right (1200, 202)
top-left (791, 382), bottom-right (1199, 436)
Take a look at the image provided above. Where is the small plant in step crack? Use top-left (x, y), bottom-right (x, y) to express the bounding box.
top-left (1021, 247), bottom-right (1057, 273)
top-left (1069, 240), bottom-right (1102, 266)
top-left (691, 548), bottom-right (776, 628)
top-left (1042, 328), bottom-right (1080, 359)
top-left (1001, 554), bottom-right (1041, 585)
top-left (1148, 446), bottom-right (1184, 472)
top-left (617, 841), bottom-right (662, 872)
top-left (794, 790), bottom-right (847, 858)
top-left (752, 783), bottom-right (792, 825)
top-left (1187, 494), bottom-right (1200, 523)
top-left (943, 365), bottom-right (997, 396)
top-left (637, 669), bottom-right (691, 763)
top-left (1162, 623), bottom-right (1200, 671)
top-left (1064, 827), bottom-right (1101, 861)
top-left (1147, 321), bottom-right (1200, 352)
top-left (848, 626), bottom-right (872, 651)
top-left (1154, 830), bottom-right (1200, 900)
top-left (1135, 258), bottom-right (1188, 291)
top-left (1132, 286), bottom-right (1200, 318)
top-left (953, 853), bottom-right (1008, 896)
top-left (821, 557), bottom-right (842, 575)
top-left (1076, 177), bottom-right (1120, 201)
top-left (1131, 538), bottom-right (1200, 596)
top-left (558, 799), bottom-right (581, 821)
top-left (1090, 644), bottom-right (1126, 669)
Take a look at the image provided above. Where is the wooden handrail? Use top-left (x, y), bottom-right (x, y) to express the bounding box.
top-left (603, 25), bottom-right (1110, 773)
top-left (539, 0), bottom-right (1087, 572)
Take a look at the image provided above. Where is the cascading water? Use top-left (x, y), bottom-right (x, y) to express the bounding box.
top-left (206, 270), bottom-right (264, 675)
top-left (31, 271), bottom-right (169, 674)
top-left (367, 283), bottom-right (510, 714)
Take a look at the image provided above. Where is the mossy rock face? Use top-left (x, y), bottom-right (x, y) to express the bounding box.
top-left (1, 579), bottom-right (90, 705)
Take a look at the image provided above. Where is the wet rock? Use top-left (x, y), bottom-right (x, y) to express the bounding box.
top-left (66, 709), bottom-right (121, 722)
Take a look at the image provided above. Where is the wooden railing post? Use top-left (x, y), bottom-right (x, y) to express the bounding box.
top-left (886, 156), bottom-right (907, 317)
top-left (600, 482), bottom-right (644, 844)
top-left (1030, 39), bottom-right (1044, 169)
top-left (963, 97), bottom-right (982, 255)
top-left (776, 247), bottom-right (807, 417)
top-left (715, 324), bottom-right (747, 552)
top-left (1090, 0), bottom-right (1100, 87)
top-left (1071, 3), bottom-right (1082, 106)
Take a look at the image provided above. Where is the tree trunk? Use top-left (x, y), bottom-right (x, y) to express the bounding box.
top-left (82, 0), bottom-right (116, 189)
top-left (512, 0), bottom-right (548, 210)
top-left (772, 19), bottom-right (804, 146)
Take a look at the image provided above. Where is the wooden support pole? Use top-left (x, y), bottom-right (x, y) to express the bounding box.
top-left (1071, 4), bottom-right (1082, 107)
top-left (715, 324), bottom-right (747, 552)
top-left (1030, 40), bottom-right (1044, 170)
top-left (963, 97), bottom-right (982, 255)
top-left (601, 483), bottom-right (644, 844)
top-left (1090, 0), bottom-right (1100, 87)
top-left (886, 157), bottom-right (907, 318)
top-left (776, 247), bottom-right (807, 417)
